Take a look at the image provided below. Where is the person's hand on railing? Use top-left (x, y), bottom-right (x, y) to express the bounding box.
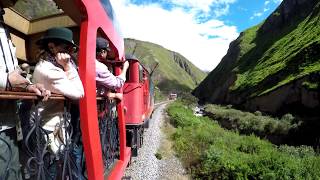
top-left (8, 69), bottom-right (51, 101)
top-left (105, 91), bottom-right (123, 101)
top-left (26, 83), bottom-right (51, 101)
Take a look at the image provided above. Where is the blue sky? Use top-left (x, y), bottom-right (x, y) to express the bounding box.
top-left (221, 0), bottom-right (282, 32)
top-left (111, 0), bottom-right (283, 71)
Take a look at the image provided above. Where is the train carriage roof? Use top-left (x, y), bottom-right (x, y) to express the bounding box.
top-left (4, 0), bottom-right (80, 35)
top-left (1, 0), bottom-right (124, 62)
top-left (0, 0), bottom-right (79, 62)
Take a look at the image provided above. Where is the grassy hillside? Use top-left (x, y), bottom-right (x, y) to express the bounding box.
top-left (125, 38), bottom-right (206, 95)
top-left (233, 4), bottom-right (320, 96)
top-left (194, 0), bottom-right (320, 116)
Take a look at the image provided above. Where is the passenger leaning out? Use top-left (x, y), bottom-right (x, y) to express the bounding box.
top-left (33, 27), bottom-right (84, 153)
top-left (96, 37), bottom-right (129, 100)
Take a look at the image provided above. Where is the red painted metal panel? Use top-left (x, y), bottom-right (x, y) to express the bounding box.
top-left (123, 60), bottom-right (145, 125)
top-left (123, 60), bottom-right (154, 125)
top-left (114, 66), bottom-right (127, 162)
top-left (129, 61), bottom-right (140, 82)
top-left (107, 147), bottom-right (131, 180)
top-left (123, 83), bottom-right (143, 124)
top-left (75, 0), bottom-right (130, 179)
top-left (78, 20), bottom-right (104, 180)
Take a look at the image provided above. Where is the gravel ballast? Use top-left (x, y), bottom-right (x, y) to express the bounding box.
top-left (124, 103), bottom-right (188, 180)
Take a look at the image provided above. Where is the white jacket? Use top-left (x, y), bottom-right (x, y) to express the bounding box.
top-left (33, 59), bottom-right (84, 153)
top-left (33, 60), bottom-right (84, 100)
top-left (33, 60), bottom-right (84, 128)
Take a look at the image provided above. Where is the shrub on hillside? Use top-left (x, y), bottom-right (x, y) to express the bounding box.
top-left (177, 92), bottom-right (198, 107)
top-left (280, 113), bottom-right (295, 123)
top-left (204, 104), bottom-right (299, 138)
top-left (167, 101), bottom-right (208, 127)
top-left (167, 101), bottom-right (320, 179)
top-left (200, 142), bottom-right (320, 179)
top-left (154, 87), bottom-right (166, 102)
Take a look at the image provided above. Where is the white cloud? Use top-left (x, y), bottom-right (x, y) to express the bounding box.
top-left (251, 0), bottom-right (272, 20)
top-left (273, 0), bottom-right (283, 4)
top-left (169, 0), bottom-right (236, 13)
top-left (254, 12), bottom-right (263, 17)
top-left (250, 13), bottom-right (263, 19)
top-left (250, 12), bottom-right (263, 20)
top-left (213, 4), bottom-right (231, 17)
top-left (110, 0), bottom-right (239, 71)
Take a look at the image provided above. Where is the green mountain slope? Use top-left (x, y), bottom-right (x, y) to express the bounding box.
top-left (125, 38), bottom-right (206, 94)
top-left (194, 0), bottom-right (320, 117)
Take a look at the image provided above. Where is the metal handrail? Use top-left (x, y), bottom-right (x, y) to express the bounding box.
top-left (97, 99), bottom-right (120, 172)
top-left (0, 90), bottom-right (117, 179)
top-left (0, 91), bottom-right (106, 100)
top-left (0, 91), bottom-right (65, 100)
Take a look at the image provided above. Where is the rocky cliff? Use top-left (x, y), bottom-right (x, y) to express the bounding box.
top-left (193, 0), bottom-right (320, 118)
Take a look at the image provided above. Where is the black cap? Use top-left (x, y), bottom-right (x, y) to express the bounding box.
top-left (96, 37), bottom-right (111, 51)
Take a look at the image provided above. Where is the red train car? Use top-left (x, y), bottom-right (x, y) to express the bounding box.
top-left (123, 55), bottom-right (156, 156)
top-left (0, 0), bottom-right (156, 179)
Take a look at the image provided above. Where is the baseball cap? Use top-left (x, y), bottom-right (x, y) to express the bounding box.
top-left (96, 37), bottom-right (111, 51)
